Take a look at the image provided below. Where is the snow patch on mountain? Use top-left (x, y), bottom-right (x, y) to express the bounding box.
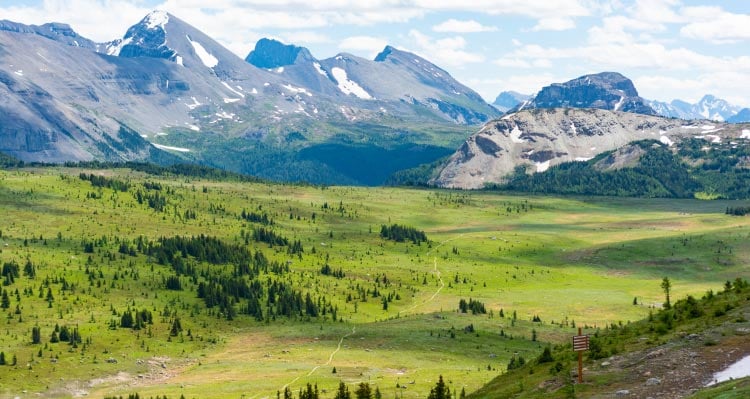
top-left (144, 11), bottom-right (169, 30)
top-left (221, 82), bottom-right (245, 98)
top-left (535, 160), bottom-right (550, 172)
top-left (186, 97), bottom-right (202, 110)
top-left (106, 37), bottom-right (132, 56)
top-left (510, 125), bottom-right (525, 143)
top-left (659, 136), bottom-right (674, 146)
top-left (313, 62), bottom-right (327, 77)
top-left (330, 67), bottom-right (371, 99)
top-left (282, 84), bottom-right (313, 97)
top-left (153, 143), bottom-right (190, 152)
top-left (614, 96), bottom-right (624, 111)
top-left (186, 35), bottom-right (218, 68)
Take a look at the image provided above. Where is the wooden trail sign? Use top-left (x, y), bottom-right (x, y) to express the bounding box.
top-left (573, 327), bottom-right (589, 383)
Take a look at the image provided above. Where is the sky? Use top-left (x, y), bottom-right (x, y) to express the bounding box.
top-left (2, 0), bottom-right (750, 106)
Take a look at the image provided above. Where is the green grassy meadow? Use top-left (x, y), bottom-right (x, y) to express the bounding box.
top-left (0, 167), bottom-right (748, 398)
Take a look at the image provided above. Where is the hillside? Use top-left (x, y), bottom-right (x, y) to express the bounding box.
top-left (468, 280), bottom-right (750, 399)
top-left (1, 164), bottom-right (750, 398)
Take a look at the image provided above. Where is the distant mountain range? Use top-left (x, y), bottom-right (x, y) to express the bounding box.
top-left (2, 11), bottom-right (750, 191)
top-left (493, 85), bottom-right (749, 123)
top-left (0, 11), bottom-right (497, 184)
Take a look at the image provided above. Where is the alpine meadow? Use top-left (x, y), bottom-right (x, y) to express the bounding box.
top-left (1, 164), bottom-right (749, 398)
top-left (2, 2), bottom-right (750, 398)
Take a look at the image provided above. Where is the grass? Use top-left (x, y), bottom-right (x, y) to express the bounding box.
top-left (0, 167), bottom-right (749, 398)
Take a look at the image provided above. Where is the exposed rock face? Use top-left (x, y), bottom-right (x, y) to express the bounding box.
top-left (433, 108), bottom-right (748, 189)
top-left (509, 72), bottom-right (657, 116)
top-left (245, 38), bottom-right (314, 68)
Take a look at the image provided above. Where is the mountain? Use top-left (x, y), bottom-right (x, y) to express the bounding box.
top-left (433, 107), bottom-right (749, 189)
top-left (508, 72), bottom-right (657, 116)
top-left (492, 91), bottom-right (530, 113)
top-left (0, 12), bottom-right (499, 184)
top-left (648, 94), bottom-right (742, 121)
top-left (245, 40), bottom-right (500, 124)
top-left (728, 108), bottom-right (750, 123)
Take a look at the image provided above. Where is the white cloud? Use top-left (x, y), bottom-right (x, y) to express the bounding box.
top-left (407, 30), bottom-right (485, 67)
top-left (680, 8), bottom-right (750, 43)
top-left (531, 17), bottom-right (576, 31)
top-left (432, 19), bottom-right (497, 33)
top-left (339, 36), bottom-right (388, 59)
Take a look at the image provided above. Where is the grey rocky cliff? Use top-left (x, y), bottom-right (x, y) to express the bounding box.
top-left (509, 72), bottom-right (656, 116)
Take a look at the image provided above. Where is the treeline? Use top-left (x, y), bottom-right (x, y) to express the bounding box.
top-left (79, 173), bottom-right (131, 192)
top-left (68, 161), bottom-right (265, 183)
top-left (491, 142), bottom-right (698, 198)
top-left (0, 152), bottom-right (24, 168)
top-left (726, 206), bottom-right (750, 216)
top-left (490, 139), bottom-right (750, 199)
top-left (380, 224), bottom-right (428, 244)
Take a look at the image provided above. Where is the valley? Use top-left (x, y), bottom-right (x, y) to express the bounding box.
top-left (0, 165), bottom-right (748, 398)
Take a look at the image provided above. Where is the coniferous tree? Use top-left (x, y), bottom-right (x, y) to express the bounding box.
top-left (354, 383), bottom-right (372, 399)
top-left (31, 326), bottom-right (41, 344)
top-left (334, 381), bottom-right (351, 399)
top-left (427, 376), bottom-right (451, 399)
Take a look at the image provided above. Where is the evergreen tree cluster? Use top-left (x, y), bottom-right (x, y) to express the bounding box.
top-left (379, 224), bottom-right (428, 244)
top-left (79, 173), bottom-right (131, 192)
top-left (118, 308), bottom-right (153, 330)
top-left (458, 298), bottom-right (487, 314)
top-left (2, 261), bottom-right (20, 285)
top-left (240, 209), bottom-right (274, 225)
top-left (726, 206), bottom-right (750, 216)
top-left (251, 227), bottom-right (290, 247)
top-left (320, 264), bottom-right (345, 279)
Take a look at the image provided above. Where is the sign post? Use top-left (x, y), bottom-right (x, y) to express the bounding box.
top-left (572, 327), bottom-right (589, 383)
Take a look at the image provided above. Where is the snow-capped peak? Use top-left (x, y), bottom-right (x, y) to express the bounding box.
top-left (144, 10), bottom-right (169, 30)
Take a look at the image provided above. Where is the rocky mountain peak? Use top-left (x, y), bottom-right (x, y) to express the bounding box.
top-left (509, 72), bottom-right (657, 116)
top-left (106, 10), bottom-right (175, 59)
top-left (245, 38), bottom-right (315, 69)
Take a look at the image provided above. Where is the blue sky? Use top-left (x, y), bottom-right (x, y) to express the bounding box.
top-left (3, 1), bottom-right (750, 106)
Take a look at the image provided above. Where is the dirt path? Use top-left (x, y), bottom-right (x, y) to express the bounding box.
top-left (268, 325), bottom-right (357, 397)
top-left (397, 234), bottom-right (467, 317)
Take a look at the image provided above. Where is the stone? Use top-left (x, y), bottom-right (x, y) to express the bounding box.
top-left (646, 377), bottom-right (661, 386)
top-left (615, 390), bottom-right (630, 397)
